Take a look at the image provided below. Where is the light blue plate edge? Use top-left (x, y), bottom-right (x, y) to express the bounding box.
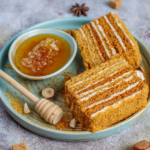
top-left (0, 17), bottom-right (150, 141)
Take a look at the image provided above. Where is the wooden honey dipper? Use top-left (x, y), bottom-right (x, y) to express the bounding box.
top-left (0, 70), bottom-right (63, 125)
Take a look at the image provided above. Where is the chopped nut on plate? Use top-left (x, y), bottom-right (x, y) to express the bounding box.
top-left (70, 118), bottom-right (77, 128)
top-left (42, 87), bottom-right (55, 99)
top-left (136, 70), bottom-right (145, 81)
top-left (137, 66), bottom-right (145, 76)
top-left (24, 103), bottom-right (30, 114)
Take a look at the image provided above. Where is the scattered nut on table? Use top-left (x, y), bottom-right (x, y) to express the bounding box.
top-left (12, 142), bottom-right (28, 150)
top-left (42, 87), bottom-right (55, 99)
top-left (109, 0), bottom-right (122, 9)
top-left (132, 140), bottom-right (150, 150)
top-left (24, 103), bottom-right (30, 114)
top-left (70, 118), bottom-right (77, 128)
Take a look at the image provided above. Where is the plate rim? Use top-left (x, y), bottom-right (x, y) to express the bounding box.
top-left (0, 17), bottom-right (150, 140)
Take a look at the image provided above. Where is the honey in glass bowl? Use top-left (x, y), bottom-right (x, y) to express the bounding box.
top-left (15, 34), bottom-right (71, 76)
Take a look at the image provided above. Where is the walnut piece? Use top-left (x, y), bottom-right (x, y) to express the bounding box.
top-left (109, 0), bottom-right (122, 9)
top-left (12, 142), bottom-right (28, 150)
top-left (132, 140), bottom-right (150, 150)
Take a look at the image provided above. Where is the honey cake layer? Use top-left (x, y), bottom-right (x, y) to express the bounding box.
top-left (65, 56), bottom-right (148, 132)
top-left (89, 85), bottom-right (148, 132)
top-left (72, 12), bottom-right (142, 69)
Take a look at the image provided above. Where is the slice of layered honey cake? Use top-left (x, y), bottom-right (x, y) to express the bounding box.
top-left (65, 56), bottom-right (148, 132)
top-left (72, 12), bottom-right (141, 70)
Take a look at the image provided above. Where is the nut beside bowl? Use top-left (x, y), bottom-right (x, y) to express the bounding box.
top-left (8, 29), bottom-right (77, 80)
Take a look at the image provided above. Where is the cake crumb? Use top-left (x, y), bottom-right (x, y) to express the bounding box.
top-left (11, 100), bottom-right (24, 114)
top-left (4, 64), bottom-right (12, 69)
top-left (109, 0), bottom-right (122, 9)
top-left (77, 69), bottom-right (80, 74)
top-left (61, 89), bottom-right (65, 94)
top-left (62, 72), bottom-right (71, 81)
top-left (56, 119), bottom-right (70, 130)
top-left (68, 71), bottom-right (73, 74)
top-left (12, 142), bottom-right (28, 150)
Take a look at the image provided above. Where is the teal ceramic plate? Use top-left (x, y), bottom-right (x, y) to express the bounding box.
top-left (0, 17), bottom-right (150, 141)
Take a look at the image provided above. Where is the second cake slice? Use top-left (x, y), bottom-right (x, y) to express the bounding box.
top-left (65, 56), bottom-right (148, 132)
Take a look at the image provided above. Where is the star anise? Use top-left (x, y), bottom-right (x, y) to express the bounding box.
top-left (70, 3), bottom-right (89, 16)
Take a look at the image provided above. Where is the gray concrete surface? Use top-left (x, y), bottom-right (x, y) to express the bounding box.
top-left (0, 0), bottom-right (150, 149)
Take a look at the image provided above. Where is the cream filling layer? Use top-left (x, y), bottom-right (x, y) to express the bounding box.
top-left (104, 16), bottom-right (126, 52)
top-left (75, 66), bottom-right (132, 94)
top-left (79, 28), bottom-right (96, 66)
top-left (69, 60), bottom-right (126, 87)
top-left (94, 20), bottom-right (116, 55)
top-left (111, 12), bottom-right (134, 47)
top-left (77, 71), bottom-right (133, 98)
top-left (87, 24), bottom-right (105, 61)
top-left (84, 81), bottom-right (140, 110)
top-left (91, 90), bottom-right (141, 117)
top-left (79, 73), bottom-right (137, 102)
top-left (90, 22), bottom-right (111, 58)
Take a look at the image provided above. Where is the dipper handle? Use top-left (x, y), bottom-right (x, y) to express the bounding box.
top-left (0, 69), bottom-right (63, 124)
top-left (0, 70), bottom-right (39, 104)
